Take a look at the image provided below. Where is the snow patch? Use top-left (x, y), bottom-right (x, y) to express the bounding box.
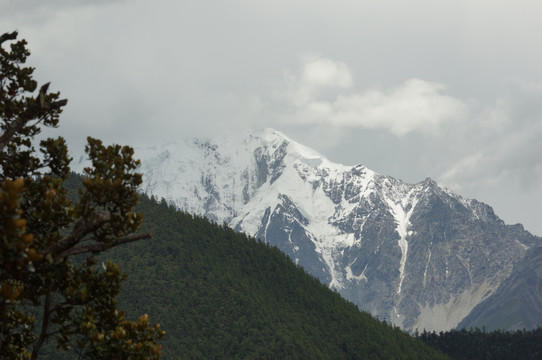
top-left (346, 263), bottom-right (368, 282)
top-left (515, 239), bottom-right (529, 250)
top-left (384, 187), bottom-right (420, 295)
top-left (423, 246), bottom-right (432, 288)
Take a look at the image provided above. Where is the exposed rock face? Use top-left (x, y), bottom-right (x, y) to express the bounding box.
top-left (80, 129), bottom-right (540, 332)
top-left (458, 244), bottom-right (542, 331)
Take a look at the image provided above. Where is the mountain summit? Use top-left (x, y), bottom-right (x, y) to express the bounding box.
top-left (76, 129), bottom-right (541, 331)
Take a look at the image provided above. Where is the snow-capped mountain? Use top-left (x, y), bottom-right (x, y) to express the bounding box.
top-left (75, 129), bottom-right (541, 331)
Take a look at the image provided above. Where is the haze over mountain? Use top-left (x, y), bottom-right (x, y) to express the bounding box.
top-left (73, 128), bottom-right (542, 332)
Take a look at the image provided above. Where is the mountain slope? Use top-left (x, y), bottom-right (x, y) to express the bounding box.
top-left (107, 194), bottom-right (449, 359)
top-left (458, 245), bottom-right (542, 331)
top-left (73, 128), bottom-right (542, 332)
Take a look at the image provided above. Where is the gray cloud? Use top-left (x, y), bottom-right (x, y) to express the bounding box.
top-left (2, 0), bottom-right (542, 235)
top-left (440, 81), bottom-right (542, 190)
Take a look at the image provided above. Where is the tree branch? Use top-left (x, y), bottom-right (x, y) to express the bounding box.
top-left (0, 31), bottom-right (17, 46)
top-left (58, 232), bottom-right (152, 258)
top-left (0, 82), bottom-right (68, 152)
top-left (31, 282), bottom-right (53, 360)
top-left (47, 211), bottom-right (110, 258)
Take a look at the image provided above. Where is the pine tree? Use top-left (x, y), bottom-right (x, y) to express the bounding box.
top-left (0, 31), bottom-right (164, 359)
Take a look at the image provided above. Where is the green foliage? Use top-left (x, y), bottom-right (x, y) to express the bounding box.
top-left (99, 191), bottom-right (449, 359)
top-left (419, 327), bottom-right (542, 360)
top-left (0, 31), bottom-right (163, 359)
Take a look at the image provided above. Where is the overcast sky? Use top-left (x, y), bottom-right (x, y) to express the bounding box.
top-left (2, 0), bottom-right (541, 235)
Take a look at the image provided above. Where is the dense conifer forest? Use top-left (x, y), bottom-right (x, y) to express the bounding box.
top-left (50, 173), bottom-right (446, 359)
top-left (47, 174), bottom-right (542, 359)
top-left (109, 193), bottom-right (448, 359)
top-left (418, 327), bottom-right (542, 360)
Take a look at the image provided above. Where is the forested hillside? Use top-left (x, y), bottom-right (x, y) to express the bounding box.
top-left (419, 327), bottom-right (542, 360)
top-left (97, 192), bottom-right (447, 359)
top-left (43, 173), bottom-right (447, 358)
top-left (48, 173), bottom-right (542, 360)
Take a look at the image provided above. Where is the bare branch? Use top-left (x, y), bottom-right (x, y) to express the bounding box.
top-left (47, 211), bottom-right (110, 257)
top-left (58, 233), bottom-right (152, 258)
top-left (31, 282), bottom-right (53, 359)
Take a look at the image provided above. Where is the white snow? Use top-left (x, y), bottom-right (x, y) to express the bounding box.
top-left (423, 245), bottom-right (432, 288)
top-left (515, 239), bottom-right (529, 250)
top-left (346, 263), bottom-right (368, 282)
top-left (384, 187), bottom-right (420, 295)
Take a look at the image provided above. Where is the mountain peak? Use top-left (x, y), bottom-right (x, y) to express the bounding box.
top-left (258, 127), bottom-right (290, 142)
top-left (255, 128), bottom-right (333, 168)
top-left (421, 177), bottom-right (437, 186)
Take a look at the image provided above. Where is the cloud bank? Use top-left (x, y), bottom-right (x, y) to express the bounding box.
top-left (282, 56), bottom-right (469, 136)
top-left (2, 0), bottom-right (542, 234)
top-left (440, 81), bottom-right (542, 191)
